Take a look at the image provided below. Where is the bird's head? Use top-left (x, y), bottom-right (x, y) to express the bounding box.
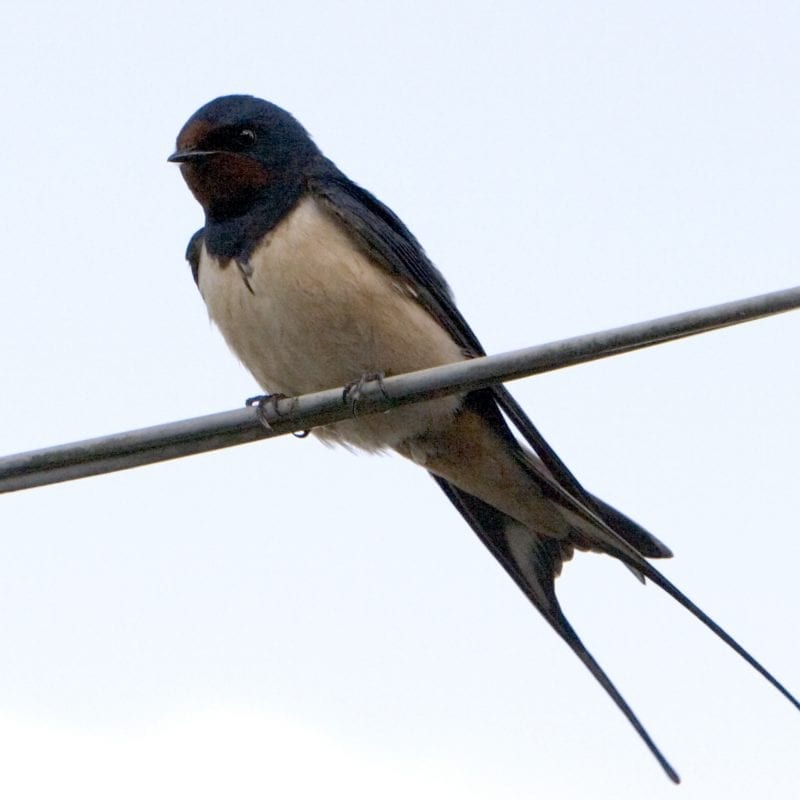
top-left (169, 95), bottom-right (320, 220)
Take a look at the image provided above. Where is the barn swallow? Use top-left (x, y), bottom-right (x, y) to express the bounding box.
top-left (169, 95), bottom-right (798, 782)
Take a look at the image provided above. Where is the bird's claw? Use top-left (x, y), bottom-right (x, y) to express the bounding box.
top-left (246, 392), bottom-right (288, 430)
top-left (342, 372), bottom-right (388, 416)
top-left (246, 393), bottom-right (308, 437)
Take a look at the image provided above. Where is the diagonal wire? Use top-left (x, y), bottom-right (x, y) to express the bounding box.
top-left (1, 285), bottom-right (799, 495)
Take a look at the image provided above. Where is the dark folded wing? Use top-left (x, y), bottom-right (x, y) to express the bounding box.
top-left (309, 169), bottom-right (671, 558)
top-left (185, 228), bottom-right (205, 287)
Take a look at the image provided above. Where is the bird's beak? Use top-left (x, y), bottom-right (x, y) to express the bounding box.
top-left (167, 148), bottom-right (220, 163)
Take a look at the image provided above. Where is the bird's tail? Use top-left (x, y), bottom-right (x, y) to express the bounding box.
top-left (433, 471), bottom-right (800, 783)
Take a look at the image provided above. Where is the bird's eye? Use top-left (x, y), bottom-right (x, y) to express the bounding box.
top-left (236, 128), bottom-right (257, 147)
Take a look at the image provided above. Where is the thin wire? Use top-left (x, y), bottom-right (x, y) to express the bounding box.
top-left (1, 284), bottom-right (798, 494)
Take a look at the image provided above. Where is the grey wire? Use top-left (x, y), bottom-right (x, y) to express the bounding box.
top-left (1, 284), bottom-right (798, 494)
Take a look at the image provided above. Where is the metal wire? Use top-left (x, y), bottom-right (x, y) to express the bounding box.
top-left (1, 284), bottom-right (799, 494)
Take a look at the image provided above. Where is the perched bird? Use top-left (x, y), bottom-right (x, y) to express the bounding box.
top-left (169, 95), bottom-right (798, 782)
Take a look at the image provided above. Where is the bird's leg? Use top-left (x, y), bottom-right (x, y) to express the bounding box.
top-left (246, 392), bottom-right (290, 430)
top-left (246, 393), bottom-right (309, 437)
top-left (342, 372), bottom-right (388, 417)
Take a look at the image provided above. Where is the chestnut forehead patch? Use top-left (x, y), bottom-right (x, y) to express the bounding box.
top-left (177, 118), bottom-right (213, 151)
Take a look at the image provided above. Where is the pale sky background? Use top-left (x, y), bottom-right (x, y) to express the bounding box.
top-left (1, 2), bottom-right (798, 798)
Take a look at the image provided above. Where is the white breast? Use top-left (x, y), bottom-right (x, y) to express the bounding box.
top-left (197, 196), bottom-right (466, 451)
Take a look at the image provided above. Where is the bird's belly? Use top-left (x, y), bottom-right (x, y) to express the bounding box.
top-left (197, 197), bottom-right (466, 451)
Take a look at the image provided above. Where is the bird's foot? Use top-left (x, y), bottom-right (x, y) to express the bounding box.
top-left (342, 372), bottom-right (388, 417)
top-left (246, 393), bottom-right (309, 438)
top-left (246, 392), bottom-right (289, 430)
